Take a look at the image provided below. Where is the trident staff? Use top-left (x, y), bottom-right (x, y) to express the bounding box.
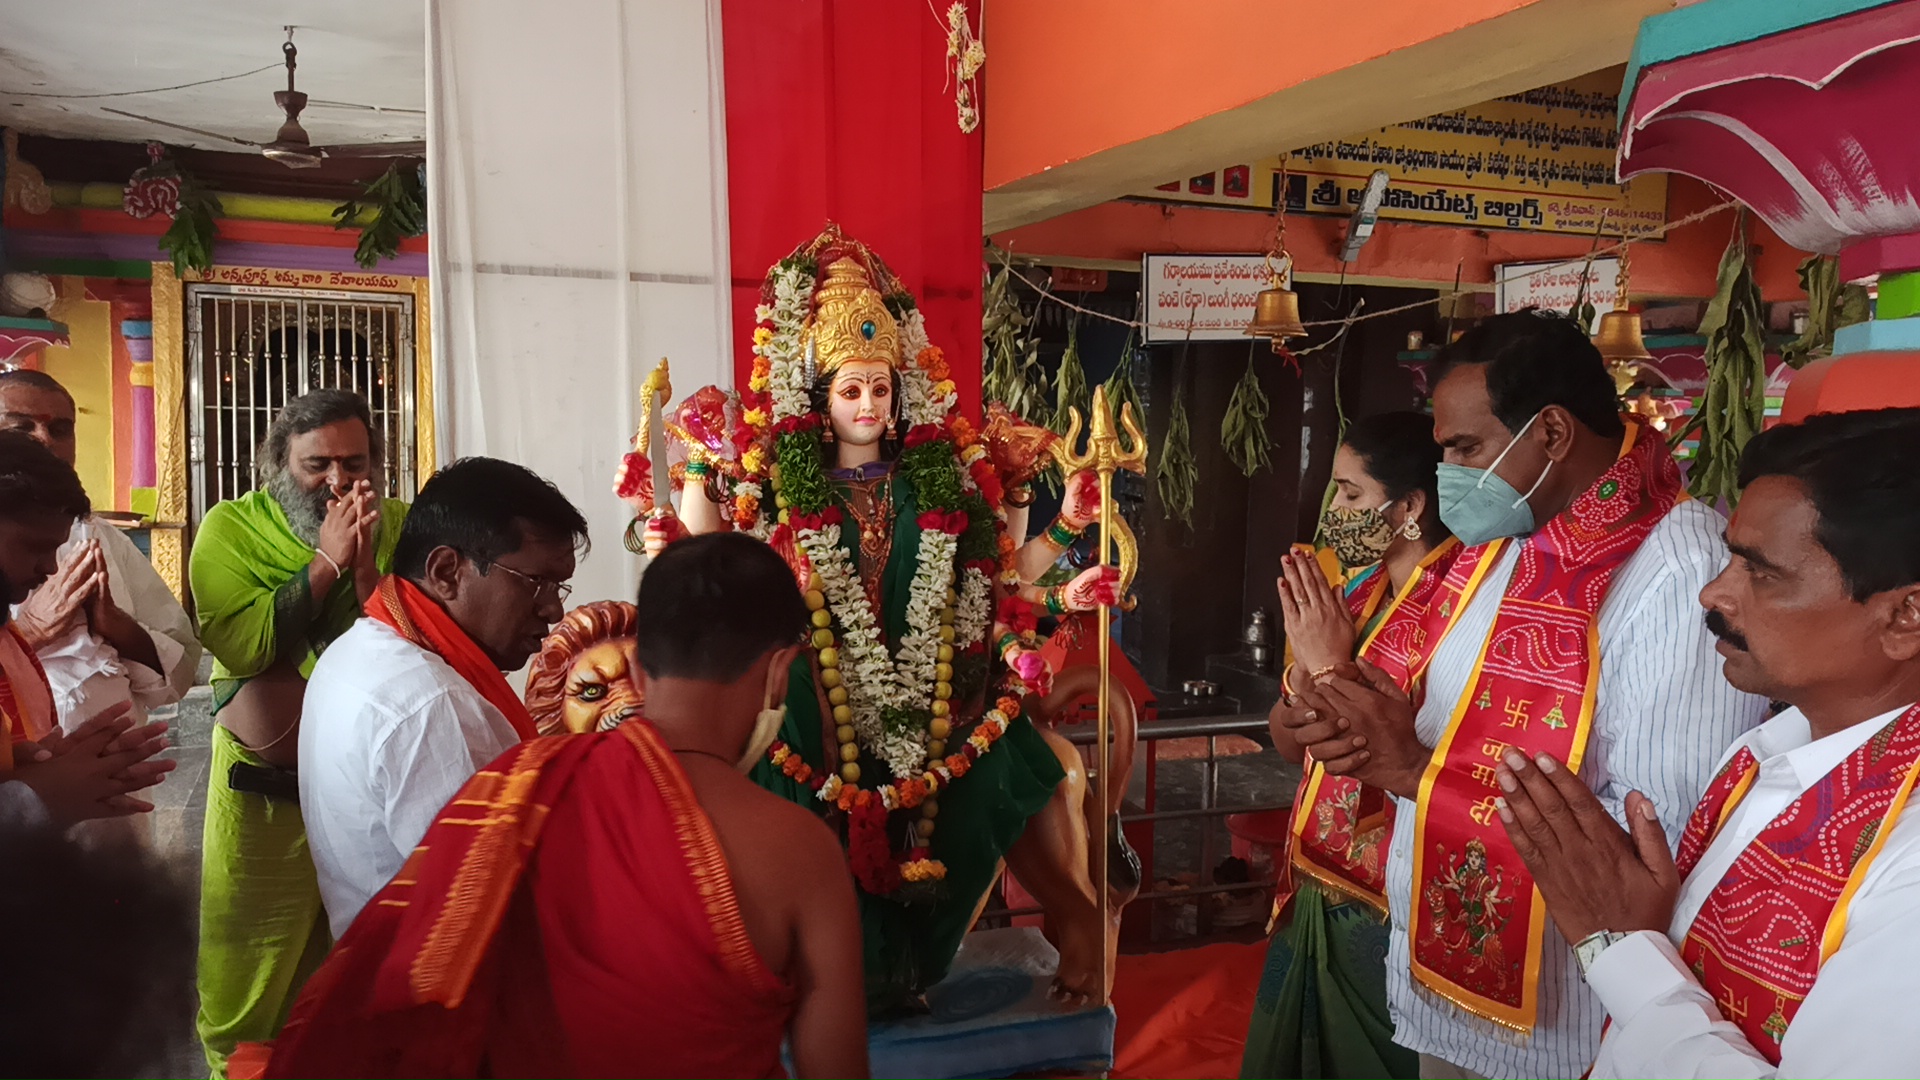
top-left (1048, 383), bottom-right (1148, 1005)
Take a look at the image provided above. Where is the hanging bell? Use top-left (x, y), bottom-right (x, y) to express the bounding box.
top-left (1592, 308), bottom-right (1652, 365)
top-left (1593, 307), bottom-right (1654, 396)
top-left (1245, 277), bottom-right (1306, 343)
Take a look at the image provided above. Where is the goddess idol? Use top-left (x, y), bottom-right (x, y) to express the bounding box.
top-left (634, 226), bottom-right (1135, 1014)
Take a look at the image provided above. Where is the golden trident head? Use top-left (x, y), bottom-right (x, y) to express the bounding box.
top-left (1048, 385), bottom-right (1149, 606)
top-left (1050, 385), bottom-right (1147, 478)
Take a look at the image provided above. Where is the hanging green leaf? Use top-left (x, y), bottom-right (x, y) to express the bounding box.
top-left (333, 161), bottom-right (427, 269)
top-left (1781, 254), bottom-right (1872, 369)
top-left (1221, 346), bottom-right (1272, 477)
top-left (1048, 316), bottom-right (1091, 437)
top-left (1155, 388), bottom-right (1197, 528)
top-left (1102, 327), bottom-right (1145, 431)
top-left (1676, 210), bottom-right (1768, 507)
top-left (158, 167), bottom-right (221, 276)
top-left (981, 256), bottom-right (1046, 422)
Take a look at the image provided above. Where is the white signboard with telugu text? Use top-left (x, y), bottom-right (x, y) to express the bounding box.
top-left (1140, 253), bottom-right (1291, 343)
top-left (1494, 257), bottom-right (1619, 333)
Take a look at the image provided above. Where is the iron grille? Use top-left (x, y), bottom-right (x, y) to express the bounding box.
top-left (185, 285), bottom-right (417, 526)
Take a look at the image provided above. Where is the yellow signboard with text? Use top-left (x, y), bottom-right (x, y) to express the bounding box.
top-left (1139, 69), bottom-right (1668, 237)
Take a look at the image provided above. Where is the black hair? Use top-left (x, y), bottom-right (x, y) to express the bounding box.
top-left (1738, 407), bottom-right (1920, 602)
top-left (0, 429), bottom-right (89, 522)
top-left (634, 532), bottom-right (810, 682)
top-left (1435, 310), bottom-right (1625, 438)
top-left (0, 827), bottom-right (195, 1077)
top-left (1342, 410), bottom-right (1450, 541)
top-left (808, 369), bottom-right (904, 458)
top-left (391, 456), bottom-right (590, 580)
top-left (255, 387), bottom-right (382, 483)
top-left (0, 368), bottom-right (74, 403)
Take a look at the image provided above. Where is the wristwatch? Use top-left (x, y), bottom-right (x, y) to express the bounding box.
top-left (1574, 929), bottom-right (1631, 978)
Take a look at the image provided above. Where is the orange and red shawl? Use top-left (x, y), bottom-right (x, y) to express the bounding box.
top-left (364, 574), bottom-right (537, 740)
top-left (262, 721), bottom-right (795, 1079)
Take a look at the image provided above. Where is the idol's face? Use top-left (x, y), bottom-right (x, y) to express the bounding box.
top-left (827, 361), bottom-right (894, 448)
top-left (554, 637), bottom-right (644, 734)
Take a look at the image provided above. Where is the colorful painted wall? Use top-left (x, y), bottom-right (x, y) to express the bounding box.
top-left (36, 279), bottom-right (117, 506)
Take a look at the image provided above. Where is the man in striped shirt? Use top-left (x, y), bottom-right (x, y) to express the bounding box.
top-left (1283, 313), bottom-right (1768, 1078)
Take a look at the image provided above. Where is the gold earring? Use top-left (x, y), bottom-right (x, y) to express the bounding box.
top-left (886, 416), bottom-right (897, 440)
top-left (1402, 519), bottom-right (1422, 541)
top-left (822, 424), bottom-right (834, 444)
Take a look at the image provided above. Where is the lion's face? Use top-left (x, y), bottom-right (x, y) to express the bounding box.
top-left (526, 601), bottom-right (643, 735)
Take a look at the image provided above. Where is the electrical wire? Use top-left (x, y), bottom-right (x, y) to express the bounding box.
top-left (0, 63), bottom-right (281, 101)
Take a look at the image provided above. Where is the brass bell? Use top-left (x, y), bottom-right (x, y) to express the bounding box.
top-left (1246, 277), bottom-right (1306, 343)
top-left (1592, 308), bottom-right (1653, 366)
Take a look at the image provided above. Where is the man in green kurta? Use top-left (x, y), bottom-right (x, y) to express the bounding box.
top-left (189, 389), bottom-right (408, 1076)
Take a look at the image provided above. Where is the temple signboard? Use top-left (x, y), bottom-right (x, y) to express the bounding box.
top-left (1140, 253), bottom-right (1290, 343)
top-left (1139, 69), bottom-right (1668, 238)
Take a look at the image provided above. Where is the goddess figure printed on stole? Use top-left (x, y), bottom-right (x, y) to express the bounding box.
top-left (613, 225), bottom-right (1134, 1015)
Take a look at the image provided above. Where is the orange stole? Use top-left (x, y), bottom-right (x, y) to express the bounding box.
top-left (1289, 538), bottom-right (1493, 911)
top-left (1410, 421), bottom-right (1682, 1031)
top-left (365, 575), bottom-right (538, 741)
top-left (265, 723), bottom-right (794, 1079)
top-left (1672, 705), bottom-right (1920, 1065)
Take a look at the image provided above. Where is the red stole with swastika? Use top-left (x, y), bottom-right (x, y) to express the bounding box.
top-left (1673, 704), bottom-right (1920, 1064)
top-left (1289, 537), bottom-right (1495, 911)
top-left (1411, 420), bottom-right (1682, 1031)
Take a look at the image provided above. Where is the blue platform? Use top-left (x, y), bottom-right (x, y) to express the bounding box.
top-left (794, 926), bottom-right (1117, 1079)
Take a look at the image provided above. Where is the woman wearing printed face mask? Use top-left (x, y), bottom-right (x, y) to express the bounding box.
top-left (1243, 411), bottom-right (1451, 1080)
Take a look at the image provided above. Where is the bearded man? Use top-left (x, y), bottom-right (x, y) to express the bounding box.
top-left (188, 388), bottom-right (408, 1076)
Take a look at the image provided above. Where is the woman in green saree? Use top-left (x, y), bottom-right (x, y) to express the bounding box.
top-left (1242, 412), bottom-right (1451, 1080)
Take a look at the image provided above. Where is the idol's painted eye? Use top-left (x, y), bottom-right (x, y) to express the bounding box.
top-left (573, 683), bottom-right (607, 702)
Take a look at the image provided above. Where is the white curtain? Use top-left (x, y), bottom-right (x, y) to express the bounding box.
top-left (426, 0), bottom-right (732, 612)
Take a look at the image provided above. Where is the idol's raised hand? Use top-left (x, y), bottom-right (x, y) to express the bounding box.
top-left (1494, 750), bottom-right (1679, 943)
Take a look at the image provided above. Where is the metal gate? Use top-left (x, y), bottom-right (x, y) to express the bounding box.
top-left (185, 284), bottom-right (417, 526)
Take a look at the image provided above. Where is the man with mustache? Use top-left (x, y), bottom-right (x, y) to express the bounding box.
top-left (299, 456), bottom-right (587, 938)
top-left (188, 389), bottom-right (409, 1077)
top-left (1281, 313), bottom-right (1769, 1078)
top-left (1495, 407), bottom-right (1920, 1076)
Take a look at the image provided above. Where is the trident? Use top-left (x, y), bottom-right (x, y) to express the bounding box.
top-left (1048, 383), bottom-right (1147, 1005)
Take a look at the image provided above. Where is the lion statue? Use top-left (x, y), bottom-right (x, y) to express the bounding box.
top-left (525, 600), bottom-right (643, 736)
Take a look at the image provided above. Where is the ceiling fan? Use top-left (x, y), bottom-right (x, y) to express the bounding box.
top-left (103, 30), bottom-right (424, 169)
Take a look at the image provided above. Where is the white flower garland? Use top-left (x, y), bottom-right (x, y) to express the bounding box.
top-left (954, 566), bottom-right (992, 650)
top-left (796, 518), bottom-right (957, 781)
top-left (761, 263), bottom-right (814, 421)
top-left (897, 310), bottom-right (958, 428)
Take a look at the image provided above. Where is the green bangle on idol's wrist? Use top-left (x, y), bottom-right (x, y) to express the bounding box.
top-left (1044, 517), bottom-right (1082, 547)
top-left (1044, 585), bottom-right (1069, 616)
top-left (684, 460), bottom-right (713, 479)
top-left (996, 632), bottom-right (1023, 657)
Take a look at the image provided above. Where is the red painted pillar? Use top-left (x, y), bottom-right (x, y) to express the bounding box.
top-left (720, 0), bottom-right (984, 419)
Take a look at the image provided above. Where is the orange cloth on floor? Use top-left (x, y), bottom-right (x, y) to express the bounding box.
top-left (1111, 941), bottom-right (1267, 1080)
top-left (263, 721), bottom-right (794, 1078)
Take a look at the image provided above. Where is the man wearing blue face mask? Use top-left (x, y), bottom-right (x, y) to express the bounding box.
top-left (1280, 311), bottom-right (1768, 1079)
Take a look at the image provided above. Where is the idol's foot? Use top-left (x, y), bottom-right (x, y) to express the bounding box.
top-left (1048, 909), bottom-right (1106, 1008)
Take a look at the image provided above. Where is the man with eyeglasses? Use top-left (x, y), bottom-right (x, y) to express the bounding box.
top-left (297, 455), bottom-right (587, 940)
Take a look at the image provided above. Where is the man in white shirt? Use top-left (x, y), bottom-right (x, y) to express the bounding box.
top-left (1497, 407), bottom-right (1920, 1078)
top-left (2, 370), bottom-right (200, 727)
top-left (300, 455), bottom-right (587, 937)
top-left (1283, 312), bottom-right (1767, 1078)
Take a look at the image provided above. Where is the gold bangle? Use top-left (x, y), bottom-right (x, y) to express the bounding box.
top-left (1281, 663), bottom-right (1298, 698)
top-left (1309, 664), bottom-right (1338, 685)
